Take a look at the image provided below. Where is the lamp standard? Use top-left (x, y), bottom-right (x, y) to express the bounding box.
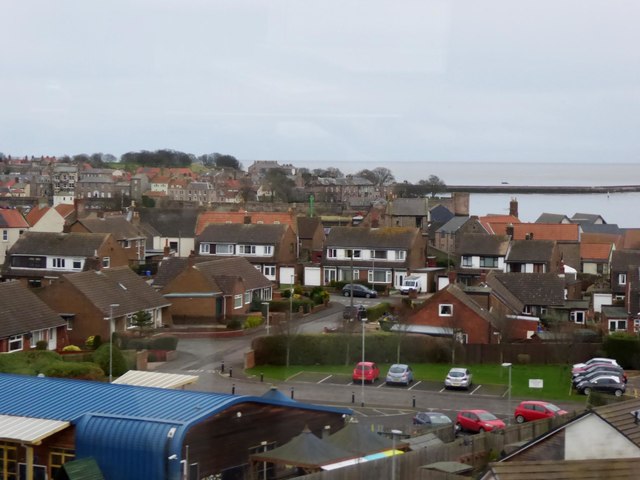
top-left (108, 303), bottom-right (120, 383)
top-left (502, 362), bottom-right (512, 424)
top-left (361, 314), bottom-right (366, 407)
top-left (262, 302), bottom-right (270, 336)
top-left (391, 429), bottom-right (402, 480)
top-left (286, 274), bottom-right (294, 368)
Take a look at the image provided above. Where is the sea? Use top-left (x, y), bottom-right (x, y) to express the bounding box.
top-left (296, 161), bottom-right (640, 229)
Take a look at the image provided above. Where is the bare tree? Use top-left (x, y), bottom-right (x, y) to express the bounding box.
top-left (356, 167), bottom-right (395, 186)
top-left (418, 175), bottom-right (447, 197)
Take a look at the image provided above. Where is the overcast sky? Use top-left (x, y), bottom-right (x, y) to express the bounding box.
top-left (1, 0), bottom-right (638, 166)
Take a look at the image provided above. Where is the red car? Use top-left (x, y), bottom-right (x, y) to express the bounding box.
top-left (352, 361), bottom-right (380, 384)
top-left (456, 409), bottom-right (505, 433)
top-left (514, 401), bottom-right (568, 423)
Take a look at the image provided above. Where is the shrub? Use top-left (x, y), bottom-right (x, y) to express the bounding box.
top-left (366, 302), bottom-right (394, 321)
top-left (244, 316), bottom-right (263, 329)
top-left (91, 344), bottom-right (128, 378)
top-left (63, 345), bottom-right (82, 352)
top-left (42, 361), bottom-right (104, 381)
top-left (35, 340), bottom-right (48, 351)
top-left (226, 318), bottom-right (242, 330)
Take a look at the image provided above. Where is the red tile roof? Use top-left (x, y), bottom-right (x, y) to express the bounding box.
top-left (26, 206), bottom-right (50, 226)
top-left (622, 229), bottom-right (640, 250)
top-left (513, 223), bottom-right (580, 241)
top-left (0, 209), bottom-right (29, 228)
top-left (54, 204), bottom-right (76, 218)
top-left (478, 215), bottom-right (520, 234)
top-left (196, 211), bottom-right (296, 235)
top-left (580, 242), bottom-right (613, 261)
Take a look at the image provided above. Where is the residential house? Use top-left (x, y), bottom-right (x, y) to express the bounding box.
top-left (426, 203), bottom-right (455, 246)
top-left (67, 214), bottom-right (148, 266)
top-left (487, 398), bottom-right (640, 473)
top-left (383, 198), bottom-right (430, 231)
top-left (621, 229), bottom-right (640, 250)
top-left (171, 181), bottom-right (217, 206)
top-left (51, 164), bottom-right (78, 195)
top-left (405, 283), bottom-right (538, 344)
top-left (196, 223), bottom-right (297, 283)
top-left (160, 256), bottom-right (273, 324)
top-left (535, 212), bottom-right (572, 224)
top-left (0, 281), bottom-right (68, 352)
top-left (434, 216), bottom-right (484, 257)
top-left (512, 223), bottom-right (581, 242)
top-left (138, 208), bottom-right (200, 258)
top-left (505, 239), bottom-right (562, 273)
top-left (26, 205), bottom-right (68, 233)
top-left (248, 160), bottom-right (296, 181)
top-left (570, 212), bottom-right (606, 225)
top-left (610, 250), bottom-right (640, 301)
top-left (195, 211), bottom-right (295, 236)
top-left (0, 209), bottom-right (29, 265)
top-left (321, 226), bottom-right (426, 289)
top-left (296, 216), bottom-right (325, 263)
top-left (580, 242), bottom-right (615, 276)
top-left (485, 272), bottom-right (566, 318)
top-left (2, 231), bottom-right (130, 286)
top-left (149, 175), bottom-right (170, 195)
top-left (35, 266), bottom-right (171, 346)
top-left (478, 214), bottom-right (521, 236)
top-left (457, 234), bottom-right (510, 285)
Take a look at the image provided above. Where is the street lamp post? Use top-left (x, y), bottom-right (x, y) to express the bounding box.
top-left (391, 429), bottom-right (402, 480)
top-left (108, 303), bottom-right (120, 383)
top-left (361, 315), bottom-right (366, 407)
top-left (262, 302), bottom-right (270, 336)
top-left (502, 362), bottom-right (512, 424)
top-left (286, 275), bottom-right (294, 368)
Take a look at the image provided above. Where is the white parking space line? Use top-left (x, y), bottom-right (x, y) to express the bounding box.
top-left (317, 375), bottom-right (333, 384)
top-left (470, 385), bottom-right (482, 395)
top-left (285, 371), bottom-right (304, 382)
top-left (377, 382), bottom-right (386, 388)
top-left (408, 381), bottom-right (421, 390)
top-left (439, 387), bottom-right (446, 393)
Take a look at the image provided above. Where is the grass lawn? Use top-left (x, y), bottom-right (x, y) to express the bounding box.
top-left (247, 363), bottom-right (579, 401)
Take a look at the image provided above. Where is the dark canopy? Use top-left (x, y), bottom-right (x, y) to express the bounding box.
top-left (325, 421), bottom-right (406, 456)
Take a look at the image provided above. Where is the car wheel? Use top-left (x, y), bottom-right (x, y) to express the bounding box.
top-left (455, 423), bottom-right (462, 432)
top-left (583, 387), bottom-right (591, 395)
top-left (516, 415), bottom-right (525, 424)
top-left (479, 427), bottom-right (485, 433)
top-left (615, 389), bottom-right (623, 397)
top-left (365, 293), bottom-right (371, 298)
top-left (343, 291), bottom-right (350, 297)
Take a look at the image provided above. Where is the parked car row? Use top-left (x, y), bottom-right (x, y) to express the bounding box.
top-left (571, 357), bottom-right (626, 396)
top-left (351, 363), bottom-right (473, 389)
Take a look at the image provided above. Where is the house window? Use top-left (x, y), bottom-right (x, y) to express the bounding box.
top-left (0, 442), bottom-right (17, 480)
top-left (327, 248), bottom-right (337, 258)
top-left (72, 259), bottom-right (82, 269)
top-left (461, 256), bottom-right (473, 267)
top-left (439, 304), bottom-right (453, 317)
top-left (102, 257), bottom-right (111, 268)
top-left (263, 265), bottom-right (276, 279)
top-left (244, 292), bottom-right (251, 304)
top-left (264, 245), bottom-right (273, 255)
top-left (618, 273), bottom-right (627, 285)
top-left (122, 239), bottom-right (130, 248)
top-left (570, 311), bottom-right (585, 324)
top-left (1, 230), bottom-right (7, 242)
top-left (346, 249), bottom-right (362, 259)
top-left (234, 294), bottom-right (243, 309)
top-left (480, 256), bottom-right (498, 268)
top-left (533, 263), bottom-right (545, 273)
top-left (215, 244), bottom-right (234, 254)
top-left (31, 330), bottom-right (45, 346)
top-left (609, 319), bottom-right (627, 332)
top-left (369, 269), bottom-right (391, 283)
top-left (52, 258), bottom-right (65, 268)
top-left (395, 250), bottom-right (406, 261)
top-left (199, 243), bottom-right (211, 254)
top-left (262, 288), bottom-right (272, 301)
top-left (238, 245), bottom-right (256, 255)
top-left (8, 335), bottom-right (23, 352)
top-left (371, 250), bottom-right (387, 259)
top-left (50, 448), bottom-right (75, 480)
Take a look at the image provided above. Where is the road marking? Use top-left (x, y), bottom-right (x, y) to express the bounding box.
top-left (470, 385), bottom-right (482, 395)
top-left (317, 375), bottom-right (332, 384)
top-left (377, 382), bottom-right (386, 388)
top-left (186, 369), bottom-right (216, 374)
top-left (408, 381), bottom-right (421, 390)
top-left (285, 371), bottom-right (304, 382)
top-left (439, 387), bottom-right (446, 393)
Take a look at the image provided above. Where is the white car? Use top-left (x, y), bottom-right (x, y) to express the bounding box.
top-left (572, 357), bottom-right (619, 372)
top-left (444, 367), bottom-right (473, 390)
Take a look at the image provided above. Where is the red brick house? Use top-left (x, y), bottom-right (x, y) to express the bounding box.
top-left (160, 256), bottom-right (273, 324)
top-left (406, 283), bottom-right (539, 344)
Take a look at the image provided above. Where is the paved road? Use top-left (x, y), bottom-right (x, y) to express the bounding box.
top-left (155, 298), bottom-right (588, 433)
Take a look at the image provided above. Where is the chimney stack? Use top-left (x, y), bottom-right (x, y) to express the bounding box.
top-left (509, 197), bottom-right (518, 218)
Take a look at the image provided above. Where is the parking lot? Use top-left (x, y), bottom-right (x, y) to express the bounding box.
top-left (285, 371), bottom-right (509, 398)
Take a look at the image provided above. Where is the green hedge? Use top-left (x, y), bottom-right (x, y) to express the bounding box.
top-left (366, 302), bottom-right (394, 321)
top-left (269, 298), bottom-right (315, 314)
top-left (91, 344), bottom-right (128, 378)
top-left (602, 333), bottom-right (638, 369)
top-left (42, 361), bottom-right (104, 380)
top-left (0, 350), bottom-right (62, 375)
top-left (120, 335), bottom-right (179, 351)
top-left (251, 333), bottom-right (451, 366)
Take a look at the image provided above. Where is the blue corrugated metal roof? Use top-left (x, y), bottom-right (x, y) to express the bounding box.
top-left (0, 374), bottom-right (351, 480)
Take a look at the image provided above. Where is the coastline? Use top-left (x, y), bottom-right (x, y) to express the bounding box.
top-left (445, 185), bottom-right (640, 194)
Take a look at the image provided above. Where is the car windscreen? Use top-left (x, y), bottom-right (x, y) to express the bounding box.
top-left (428, 414), bottom-right (451, 424)
top-left (477, 412), bottom-right (498, 421)
top-left (389, 366), bottom-right (405, 373)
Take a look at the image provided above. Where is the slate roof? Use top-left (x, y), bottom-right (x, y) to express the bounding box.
top-left (429, 204), bottom-right (454, 223)
top-left (0, 281), bottom-right (66, 338)
top-left (592, 397), bottom-right (640, 448)
top-left (484, 458), bottom-right (640, 480)
top-left (475, 276), bottom-right (524, 314)
top-left (8, 232), bottom-right (110, 256)
top-left (436, 216), bottom-right (471, 234)
top-left (534, 213), bottom-right (570, 224)
top-left (601, 305), bottom-right (628, 319)
top-left (457, 234), bottom-right (510, 256)
top-left (611, 249), bottom-right (640, 271)
top-left (506, 240), bottom-right (556, 263)
top-left (513, 223), bottom-right (580, 242)
top-left (0, 209), bottom-right (29, 228)
top-left (138, 208), bottom-right (200, 238)
top-left (194, 257), bottom-right (272, 291)
top-left (75, 216), bottom-right (146, 240)
top-left (571, 212), bottom-right (606, 224)
top-left (580, 223), bottom-right (621, 235)
top-left (445, 283), bottom-right (501, 327)
top-left (325, 226), bottom-right (419, 249)
top-left (387, 198), bottom-right (429, 216)
top-left (557, 243), bottom-right (581, 272)
top-left (197, 223), bottom-right (288, 244)
top-left (487, 272), bottom-right (565, 306)
top-left (62, 266), bottom-right (170, 317)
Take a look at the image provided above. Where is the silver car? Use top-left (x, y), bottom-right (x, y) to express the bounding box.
top-left (444, 367), bottom-right (473, 390)
top-left (385, 364), bottom-right (414, 386)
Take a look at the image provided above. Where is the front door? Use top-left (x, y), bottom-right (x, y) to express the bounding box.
top-left (394, 271), bottom-right (406, 289)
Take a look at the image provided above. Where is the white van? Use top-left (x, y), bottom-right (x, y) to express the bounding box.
top-left (400, 275), bottom-right (424, 295)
